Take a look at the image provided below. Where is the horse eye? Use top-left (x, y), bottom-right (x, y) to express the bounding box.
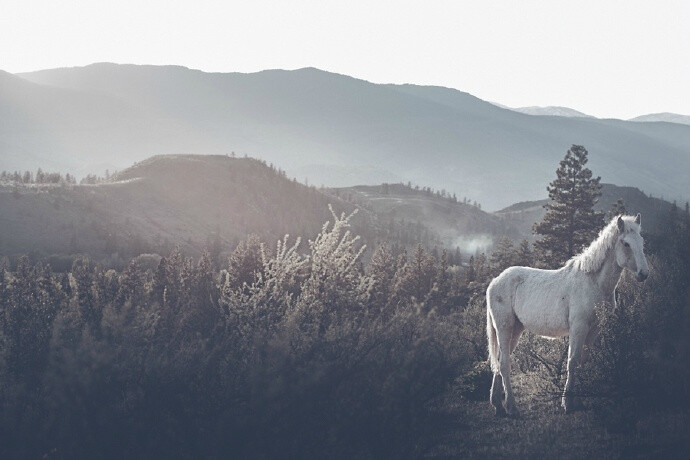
top-left (623, 241), bottom-right (630, 248)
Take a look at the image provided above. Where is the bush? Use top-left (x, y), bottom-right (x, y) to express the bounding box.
top-left (0, 208), bottom-right (472, 458)
top-left (582, 254), bottom-right (690, 429)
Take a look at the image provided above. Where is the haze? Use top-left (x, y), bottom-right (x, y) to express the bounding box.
top-left (1, 0), bottom-right (688, 120)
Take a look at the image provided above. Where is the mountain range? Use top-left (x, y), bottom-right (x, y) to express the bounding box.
top-left (2, 63), bottom-right (689, 210)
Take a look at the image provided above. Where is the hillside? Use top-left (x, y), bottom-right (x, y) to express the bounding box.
top-left (494, 183), bottom-right (676, 239)
top-left (0, 155), bottom-right (367, 265)
top-left (329, 183), bottom-right (523, 252)
top-left (2, 63), bottom-right (687, 210)
top-left (1, 154), bottom-right (679, 266)
top-left (4, 154), bottom-right (522, 266)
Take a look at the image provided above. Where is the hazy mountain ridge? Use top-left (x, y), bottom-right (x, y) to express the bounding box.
top-left (4, 63), bottom-right (690, 210)
top-left (0, 68), bottom-right (200, 174)
top-left (629, 112), bottom-right (690, 125)
top-left (511, 106), bottom-right (594, 118)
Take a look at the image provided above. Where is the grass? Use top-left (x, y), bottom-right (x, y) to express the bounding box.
top-left (425, 373), bottom-right (689, 458)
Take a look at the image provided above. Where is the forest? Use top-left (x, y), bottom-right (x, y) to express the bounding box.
top-left (1, 147), bottom-right (690, 458)
top-left (0, 199), bottom-right (688, 457)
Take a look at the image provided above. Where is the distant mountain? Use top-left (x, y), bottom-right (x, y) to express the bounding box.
top-left (0, 68), bottom-right (214, 176)
top-left (629, 112), bottom-right (690, 125)
top-left (511, 106), bottom-right (594, 118)
top-left (487, 102), bottom-right (594, 118)
top-left (4, 63), bottom-right (690, 210)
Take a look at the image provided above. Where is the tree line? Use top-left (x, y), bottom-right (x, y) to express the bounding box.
top-left (0, 168), bottom-right (117, 186)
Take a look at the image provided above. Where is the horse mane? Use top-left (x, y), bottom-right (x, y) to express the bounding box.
top-left (566, 215), bottom-right (640, 273)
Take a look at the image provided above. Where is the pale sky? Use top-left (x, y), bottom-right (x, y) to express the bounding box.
top-left (1, 0), bottom-right (688, 119)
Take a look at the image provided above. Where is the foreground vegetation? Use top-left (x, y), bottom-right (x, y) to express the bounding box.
top-left (0, 203), bottom-right (688, 458)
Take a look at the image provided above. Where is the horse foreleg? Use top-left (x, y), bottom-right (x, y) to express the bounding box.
top-left (580, 323), bottom-right (599, 367)
top-left (562, 325), bottom-right (588, 413)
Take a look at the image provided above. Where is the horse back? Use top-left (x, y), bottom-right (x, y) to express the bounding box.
top-left (488, 265), bottom-right (571, 338)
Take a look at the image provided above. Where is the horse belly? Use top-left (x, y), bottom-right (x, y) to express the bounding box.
top-left (514, 287), bottom-right (570, 338)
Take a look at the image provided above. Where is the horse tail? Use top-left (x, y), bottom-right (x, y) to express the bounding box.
top-left (487, 305), bottom-right (499, 373)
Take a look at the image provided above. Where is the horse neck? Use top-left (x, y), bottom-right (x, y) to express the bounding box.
top-left (592, 245), bottom-right (623, 295)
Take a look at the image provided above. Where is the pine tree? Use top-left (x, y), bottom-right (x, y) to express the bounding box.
top-left (534, 145), bottom-right (604, 267)
top-left (225, 235), bottom-right (264, 293)
top-left (515, 239), bottom-right (534, 266)
top-left (490, 237), bottom-right (516, 275)
top-left (427, 249), bottom-right (452, 313)
top-left (368, 244), bottom-right (397, 312)
top-left (152, 256), bottom-right (168, 305)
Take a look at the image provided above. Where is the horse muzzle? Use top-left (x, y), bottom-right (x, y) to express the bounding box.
top-left (636, 270), bottom-right (649, 282)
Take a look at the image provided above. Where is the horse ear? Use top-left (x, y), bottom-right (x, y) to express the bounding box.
top-left (635, 213), bottom-right (641, 225)
top-left (617, 216), bottom-right (625, 232)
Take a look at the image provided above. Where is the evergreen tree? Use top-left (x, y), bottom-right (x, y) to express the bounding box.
top-left (71, 257), bottom-right (100, 335)
top-left (466, 255), bottom-right (476, 283)
top-left (515, 239), bottom-right (534, 266)
top-left (368, 244), bottom-right (396, 312)
top-left (406, 244), bottom-right (436, 303)
top-left (225, 235), bottom-right (264, 293)
top-left (533, 145), bottom-right (604, 267)
top-left (427, 249), bottom-right (452, 313)
top-left (152, 256), bottom-right (168, 305)
top-left (490, 237), bottom-right (516, 275)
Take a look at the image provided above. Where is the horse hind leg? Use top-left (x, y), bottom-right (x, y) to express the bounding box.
top-left (498, 322), bottom-right (519, 416)
top-left (488, 284), bottom-right (521, 417)
top-left (510, 319), bottom-right (524, 354)
top-left (490, 320), bottom-right (523, 417)
top-left (490, 373), bottom-right (505, 416)
top-left (488, 315), bottom-right (506, 416)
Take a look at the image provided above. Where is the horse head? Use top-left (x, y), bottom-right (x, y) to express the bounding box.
top-left (615, 213), bottom-right (649, 282)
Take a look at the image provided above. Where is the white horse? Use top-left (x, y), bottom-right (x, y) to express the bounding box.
top-left (486, 214), bottom-right (649, 415)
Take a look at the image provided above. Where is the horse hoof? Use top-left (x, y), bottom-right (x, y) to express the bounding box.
top-left (494, 405), bottom-right (507, 417)
top-left (505, 406), bottom-right (520, 418)
top-left (563, 403), bottom-right (584, 414)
